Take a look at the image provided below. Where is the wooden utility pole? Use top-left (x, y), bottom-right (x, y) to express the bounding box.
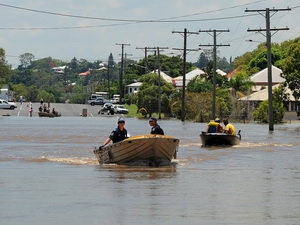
top-left (116, 43), bottom-right (130, 102)
top-left (199, 29), bottom-right (230, 120)
top-left (245, 7), bottom-right (290, 131)
top-left (172, 28), bottom-right (199, 122)
top-left (147, 47), bottom-right (168, 119)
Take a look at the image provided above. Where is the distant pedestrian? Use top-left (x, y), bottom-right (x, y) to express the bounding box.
top-left (29, 107), bottom-right (33, 117)
top-left (40, 98), bottom-right (43, 105)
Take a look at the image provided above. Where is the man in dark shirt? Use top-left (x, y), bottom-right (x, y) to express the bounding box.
top-left (149, 117), bottom-right (164, 135)
top-left (100, 118), bottom-right (128, 149)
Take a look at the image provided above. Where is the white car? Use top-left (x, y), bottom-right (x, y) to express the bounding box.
top-left (0, 99), bottom-right (17, 110)
top-left (114, 105), bottom-right (129, 114)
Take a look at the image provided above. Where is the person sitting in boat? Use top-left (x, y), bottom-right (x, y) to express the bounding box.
top-left (43, 103), bottom-right (49, 113)
top-left (149, 117), bottom-right (164, 135)
top-left (223, 118), bottom-right (236, 135)
top-left (206, 118), bottom-right (223, 133)
top-left (52, 108), bottom-right (57, 115)
top-left (99, 117), bottom-right (128, 150)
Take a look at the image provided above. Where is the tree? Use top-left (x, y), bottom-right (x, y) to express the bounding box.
top-left (229, 71), bottom-right (254, 95)
top-left (279, 37), bottom-right (300, 100)
top-left (12, 83), bottom-right (28, 100)
top-left (0, 48), bottom-right (11, 83)
top-left (187, 75), bottom-right (213, 93)
top-left (252, 86), bottom-right (285, 123)
top-left (19, 53), bottom-right (35, 69)
top-left (195, 52), bottom-right (209, 69)
top-left (26, 85), bottom-right (39, 102)
top-left (136, 73), bottom-right (175, 117)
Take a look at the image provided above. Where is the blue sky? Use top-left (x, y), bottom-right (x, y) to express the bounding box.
top-left (1, 0), bottom-right (299, 68)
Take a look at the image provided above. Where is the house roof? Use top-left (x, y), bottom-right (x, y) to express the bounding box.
top-left (250, 65), bottom-right (285, 83)
top-left (239, 83), bottom-right (295, 101)
top-left (126, 82), bottom-right (143, 87)
top-left (79, 71), bottom-right (90, 76)
top-left (216, 69), bottom-right (227, 76)
top-left (226, 69), bottom-right (238, 79)
top-left (153, 70), bottom-right (173, 83)
top-left (172, 68), bottom-right (206, 87)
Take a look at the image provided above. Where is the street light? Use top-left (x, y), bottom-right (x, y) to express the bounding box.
top-left (128, 63), bottom-right (149, 73)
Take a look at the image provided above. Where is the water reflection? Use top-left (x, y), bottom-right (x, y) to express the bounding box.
top-left (95, 165), bottom-right (177, 181)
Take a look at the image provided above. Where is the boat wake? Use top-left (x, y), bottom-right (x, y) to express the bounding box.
top-left (235, 142), bottom-right (294, 148)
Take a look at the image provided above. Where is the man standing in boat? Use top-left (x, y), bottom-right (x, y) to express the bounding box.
top-left (223, 118), bottom-right (236, 135)
top-left (149, 117), bottom-right (164, 135)
top-left (100, 117), bottom-right (128, 149)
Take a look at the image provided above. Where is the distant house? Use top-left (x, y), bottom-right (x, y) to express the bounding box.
top-left (152, 70), bottom-right (173, 83)
top-left (126, 82), bottom-right (143, 96)
top-left (172, 68), bottom-right (206, 89)
top-left (52, 65), bottom-right (67, 74)
top-left (79, 71), bottom-right (91, 76)
top-left (239, 65), bottom-right (298, 112)
top-left (216, 69), bottom-right (227, 76)
top-left (126, 70), bottom-right (172, 95)
top-left (0, 84), bottom-right (14, 101)
top-left (239, 83), bottom-right (298, 112)
top-left (226, 69), bottom-right (238, 79)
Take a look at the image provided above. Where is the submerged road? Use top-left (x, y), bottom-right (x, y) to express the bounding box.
top-left (1, 102), bottom-right (109, 117)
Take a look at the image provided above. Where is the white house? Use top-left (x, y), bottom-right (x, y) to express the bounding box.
top-left (239, 65), bottom-right (299, 112)
top-left (250, 65), bottom-right (285, 91)
top-left (239, 83), bottom-right (298, 112)
top-left (126, 82), bottom-right (143, 95)
top-left (172, 68), bottom-right (206, 89)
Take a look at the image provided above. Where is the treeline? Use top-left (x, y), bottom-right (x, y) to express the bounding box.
top-left (1, 36), bottom-right (300, 122)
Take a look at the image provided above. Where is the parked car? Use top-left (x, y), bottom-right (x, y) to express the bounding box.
top-left (98, 102), bottom-right (114, 114)
top-left (0, 99), bottom-right (17, 110)
top-left (114, 105), bottom-right (129, 114)
top-left (90, 97), bottom-right (104, 106)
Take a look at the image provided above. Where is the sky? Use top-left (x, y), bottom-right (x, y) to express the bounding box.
top-left (1, 0), bottom-right (300, 68)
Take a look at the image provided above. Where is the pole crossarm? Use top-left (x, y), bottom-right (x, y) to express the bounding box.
top-left (245, 8), bottom-right (291, 13)
top-left (199, 44), bottom-right (230, 47)
top-left (247, 27), bottom-right (289, 32)
top-left (245, 7), bottom-right (291, 131)
top-left (147, 47), bottom-right (169, 50)
top-left (172, 30), bottom-right (199, 36)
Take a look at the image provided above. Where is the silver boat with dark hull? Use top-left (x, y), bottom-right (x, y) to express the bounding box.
top-left (200, 130), bottom-right (241, 146)
top-left (38, 111), bottom-right (61, 118)
top-left (93, 134), bottom-right (179, 166)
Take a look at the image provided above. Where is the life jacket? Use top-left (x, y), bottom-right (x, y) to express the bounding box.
top-left (207, 121), bottom-right (220, 133)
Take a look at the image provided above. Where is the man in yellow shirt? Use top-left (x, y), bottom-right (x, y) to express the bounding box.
top-left (223, 119), bottom-right (236, 135)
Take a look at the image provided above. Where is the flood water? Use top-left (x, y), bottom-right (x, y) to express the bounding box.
top-left (1, 116), bottom-right (299, 225)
